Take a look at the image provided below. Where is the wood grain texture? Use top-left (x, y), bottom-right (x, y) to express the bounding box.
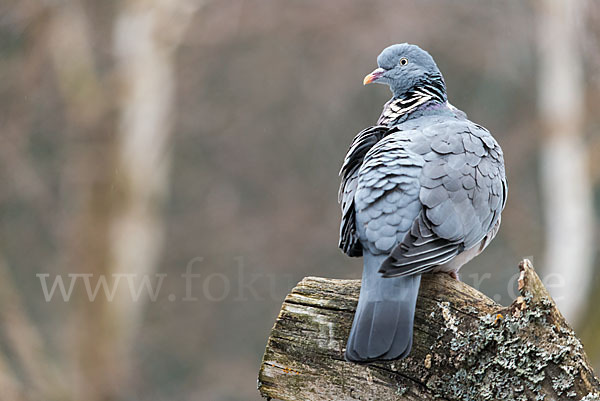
top-left (258, 260), bottom-right (600, 401)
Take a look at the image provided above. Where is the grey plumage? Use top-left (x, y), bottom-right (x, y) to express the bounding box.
top-left (339, 126), bottom-right (390, 257)
top-left (339, 44), bottom-right (507, 362)
top-left (346, 252), bottom-right (420, 362)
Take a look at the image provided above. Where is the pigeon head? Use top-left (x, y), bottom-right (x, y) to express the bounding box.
top-left (363, 43), bottom-right (446, 99)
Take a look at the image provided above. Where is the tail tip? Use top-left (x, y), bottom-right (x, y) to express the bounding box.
top-left (344, 339), bottom-right (413, 363)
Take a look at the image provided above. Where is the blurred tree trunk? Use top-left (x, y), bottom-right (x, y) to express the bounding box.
top-left (108, 0), bottom-right (200, 376)
top-left (536, 0), bottom-right (594, 327)
top-left (47, 1), bottom-right (199, 400)
top-left (47, 2), bottom-right (116, 399)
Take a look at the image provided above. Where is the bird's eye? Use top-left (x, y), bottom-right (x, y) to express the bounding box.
top-left (399, 58), bottom-right (409, 66)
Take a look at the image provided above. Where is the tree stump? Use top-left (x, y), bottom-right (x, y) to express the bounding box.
top-left (258, 260), bottom-right (600, 400)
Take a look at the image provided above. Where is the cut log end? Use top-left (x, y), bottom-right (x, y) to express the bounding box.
top-left (258, 259), bottom-right (600, 401)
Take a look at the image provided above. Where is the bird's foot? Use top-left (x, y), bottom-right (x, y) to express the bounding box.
top-left (447, 271), bottom-right (460, 281)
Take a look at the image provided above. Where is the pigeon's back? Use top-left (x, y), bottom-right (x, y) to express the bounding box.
top-left (355, 113), bottom-right (506, 268)
top-left (340, 44), bottom-right (507, 362)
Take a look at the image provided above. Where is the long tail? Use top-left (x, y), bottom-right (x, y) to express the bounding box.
top-left (345, 252), bottom-right (421, 362)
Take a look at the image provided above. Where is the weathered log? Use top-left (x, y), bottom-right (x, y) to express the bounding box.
top-left (258, 260), bottom-right (600, 400)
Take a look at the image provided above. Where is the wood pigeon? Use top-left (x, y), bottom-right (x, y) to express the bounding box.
top-left (339, 43), bottom-right (507, 362)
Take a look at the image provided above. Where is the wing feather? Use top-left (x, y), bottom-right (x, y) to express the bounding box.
top-left (339, 125), bottom-right (392, 256)
top-left (378, 120), bottom-right (507, 277)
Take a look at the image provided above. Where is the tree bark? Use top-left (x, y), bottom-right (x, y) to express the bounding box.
top-left (258, 260), bottom-right (600, 401)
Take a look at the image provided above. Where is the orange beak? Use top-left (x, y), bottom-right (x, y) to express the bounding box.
top-left (363, 68), bottom-right (385, 85)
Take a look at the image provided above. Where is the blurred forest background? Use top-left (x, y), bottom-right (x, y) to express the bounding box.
top-left (1, 0), bottom-right (600, 400)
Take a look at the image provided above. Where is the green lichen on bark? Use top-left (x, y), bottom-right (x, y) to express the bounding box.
top-left (424, 292), bottom-right (587, 400)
